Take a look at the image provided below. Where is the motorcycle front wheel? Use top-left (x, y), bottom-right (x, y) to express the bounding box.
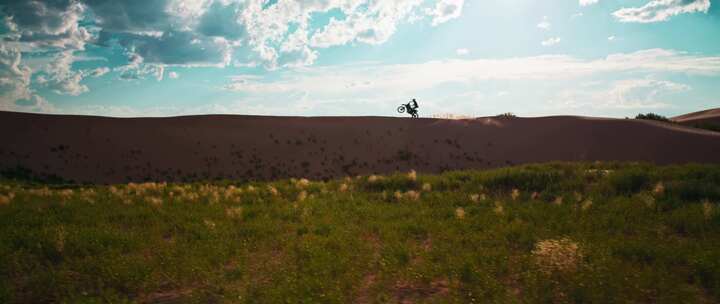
top-left (397, 106), bottom-right (406, 114)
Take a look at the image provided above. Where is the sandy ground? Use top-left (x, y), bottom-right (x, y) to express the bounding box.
top-left (1, 111), bottom-right (719, 184)
top-left (672, 108), bottom-right (720, 126)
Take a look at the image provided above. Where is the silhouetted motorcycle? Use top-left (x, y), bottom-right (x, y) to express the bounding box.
top-left (397, 103), bottom-right (419, 118)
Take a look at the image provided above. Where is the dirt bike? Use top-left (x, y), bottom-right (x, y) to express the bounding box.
top-left (397, 103), bottom-right (419, 118)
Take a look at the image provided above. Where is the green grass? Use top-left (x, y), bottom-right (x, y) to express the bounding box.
top-left (1, 162), bottom-right (719, 303)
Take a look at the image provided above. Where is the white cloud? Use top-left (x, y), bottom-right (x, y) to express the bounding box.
top-left (0, 1), bottom-right (91, 51)
top-left (613, 0), bottom-right (711, 23)
top-left (571, 12), bottom-right (584, 19)
top-left (87, 67), bottom-right (110, 78)
top-left (309, 1), bottom-right (425, 51)
top-left (38, 51), bottom-right (89, 96)
top-left (537, 16), bottom-right (551, 30)
top-left (113, 31), bottom-right (233, 67)
top-left (222, 49), bottom-right (720, 115)
top-left (427, 0), bottom-right (465, 26)
top-left (225, 49), bottom-right (720, 93)
top-left (1, 45), bottom-right (33, 104)
top-left (0, 0), bottom-right (468, 109)
top-left (580, 0), bottom-right (600, 6)
top-left (0, 45), bottom-right (53, 112)
top-left (554, 79), bottom-right (690, 109)
top-left (456, 48), bottom-right (470, 56)
top-left (608, 35), bottom-right (616, 41)
top-left (114, 54), bottom-right (165, 81)
top-left (541, 37), bottom-right (562, 46)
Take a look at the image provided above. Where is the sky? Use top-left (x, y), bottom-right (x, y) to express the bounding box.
top-left (1, 0), bottom-right (719, 118)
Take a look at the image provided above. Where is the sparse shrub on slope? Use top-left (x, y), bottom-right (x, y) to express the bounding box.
top-left (635, 113), bottom-right (670, 122)
top-left (480, 164), bottom-right (584, 199)
top-left (359, 171), bottom-right (418, 192)
top-left (606, 167), bottom-right (653, 195)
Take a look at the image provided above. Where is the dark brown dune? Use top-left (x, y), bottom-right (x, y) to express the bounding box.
top-left (1, 111), bottom-right (719, 184)
top-left (672, 108), bottom-right (720, 126)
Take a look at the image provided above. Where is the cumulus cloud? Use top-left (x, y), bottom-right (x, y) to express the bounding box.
top-left (0, 0), bottom-right (91, 50)
top-left (613, 0), bottom-right (711, 23)
top-left (115, 31), bottom-right (233, 67)
top-left (427, 0), bottom-right (465, 26)
top-left (0, 45), bottom-right (33, 103)
top-left (37, 51), bottom-right (88, 96)
top-left (0, 45), bottom-right (51, 112)
top-left (2, 0), bottom-right (466, 70)
top-left (117, 63), bottom-right (165, 81)
top-left (580, 0), bottom-right (600, 6)
top-left (83, 0), bottom-right (174, 33)
top-left (456, 48), bottom-right (470, 56)
top-left (541, 37), bottom-right (562, 46)
top-left (0, 0), bottom-right (468, 110)
top-left (196, 1), bottom-right (246, 40)
top-left (308, 1), bottom-right (424, 49)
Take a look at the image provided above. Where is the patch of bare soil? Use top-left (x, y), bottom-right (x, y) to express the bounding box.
top-left (138, 286), bottom-right (195, 304)
top-left (392, 278), bottom-right (450, 304)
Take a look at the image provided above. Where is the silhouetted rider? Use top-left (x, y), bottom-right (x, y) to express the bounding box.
top-left (408, 98), bottom-right (419, 112)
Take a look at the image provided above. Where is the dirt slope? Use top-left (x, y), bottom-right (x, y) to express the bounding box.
top-left (1, 111), bottom-right (719, 184)
top-left (672, 108), bottom-right (720, 126)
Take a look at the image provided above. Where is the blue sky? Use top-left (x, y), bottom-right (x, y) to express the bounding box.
top-left (1, 0), bottom-right (719, 118)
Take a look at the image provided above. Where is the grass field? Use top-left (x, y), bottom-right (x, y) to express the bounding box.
top-left (1, 162), bottom-right (719, 303)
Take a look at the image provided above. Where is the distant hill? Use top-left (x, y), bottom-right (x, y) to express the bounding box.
top-left (1, 111), bottom-right (720, 184)
top-left (672, 108), bottom-right (720, 126)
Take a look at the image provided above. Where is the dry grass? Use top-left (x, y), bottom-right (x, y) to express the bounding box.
top-left (703, 200), bottom-right (714, 220)
top-left (225, 206), bottom-right (243, 219)
top-left (407, 170), bottom-right (417, 182)
top-left (295, 178), bottom-right (311, 188)
top-left (367, 175), bottom-right (383, 183)
top-left (493, 201), bottom-right (504, 215)
top-left (0, 193), bottom-right (13, 205)
top-left (581, 200), bottom-right (593, 211)
top-left (455, 207), bottom-right (465, 219)
top-left (297, 190), bottom-right (308, 202)
top-left (511, 189), bottom-right (520, 200)
top-left (532, 238), bottom-right (583, 274)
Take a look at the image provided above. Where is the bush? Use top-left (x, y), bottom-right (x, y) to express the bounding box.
top-left (635, 113), bottom-right (670, 122)
top-left (483, 169), bottom-right (562, 193)
top-left (607, 168), bottom-right (652, 195)
top-left (665, 181), bottom-right (720, 202)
